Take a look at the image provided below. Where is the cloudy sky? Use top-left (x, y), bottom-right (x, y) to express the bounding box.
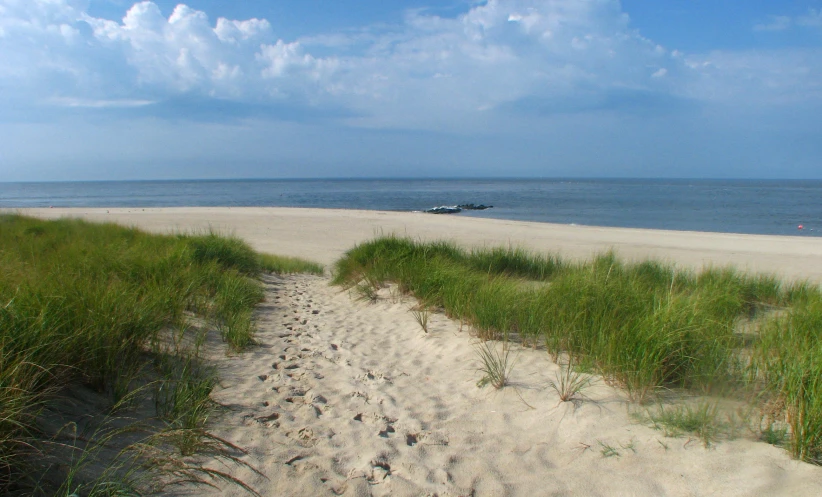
top-left (1, 0), bottom-right (820, 181)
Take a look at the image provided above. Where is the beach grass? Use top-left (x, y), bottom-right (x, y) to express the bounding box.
top-left (410, 304), bottom-right (431, 333)
top-left (753, 299), bottom-right (822, 462)
top-left (475, 339), bottom-right (515, 389)
top-left (645, 401), bottom-right (727, 447)
top-left (0, 214), bottom-right (320, 494)
top-left (333, 235), bottom-right (822, 463)
top-left (548, 359), bottom-right (592, 403)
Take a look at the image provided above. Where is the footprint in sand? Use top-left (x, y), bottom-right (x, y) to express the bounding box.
top-left (254, 411), bottom-right (281, 428)
top-left (351, 391), bottom-right (371, 404)
top-left (353, 411), bottom-right (398, 439)
top-left (286, 371), bottom-right (306, 380)
top-left (368, 457), bottom-right (392, 483)
top-left (378, 425), bottom-right (396, 438)
top-left (288, 427), bottom-right (316, 447)
top-left (358, 370), bottom-right (392, 384)
top-left (283, 387), bottom-right (307, 398)
top-left (353, 412), bottom-right (385, 423)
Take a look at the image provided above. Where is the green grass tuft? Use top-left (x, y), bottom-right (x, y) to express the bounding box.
top-left (257, 253), bottom-right (324, 275)
top-left (647, 401), bottom-right (726, 447)
top-left (475, 340), bottom-right (515, 389)
top-left (548, 359), bottom-right (592, 403)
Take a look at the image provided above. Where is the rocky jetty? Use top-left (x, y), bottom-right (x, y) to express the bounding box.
top-left (458, 203), bottom-right (493, 211)
top-left (423, 204), bottom-right (494, 214)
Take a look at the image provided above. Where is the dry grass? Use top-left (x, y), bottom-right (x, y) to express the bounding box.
top-left (410, 305), bottom-right (430, 333)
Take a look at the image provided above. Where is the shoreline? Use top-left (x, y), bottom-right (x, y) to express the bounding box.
top-left (13, 206), bottom-right (822, 283)
top-left (8, 203), bottom-right (817, 239)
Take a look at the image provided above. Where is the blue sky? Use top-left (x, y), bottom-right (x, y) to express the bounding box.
top-left (1, 0), bottom-right (821, 181)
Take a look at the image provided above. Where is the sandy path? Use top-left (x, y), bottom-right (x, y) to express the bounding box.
top-left (16, 207), bottom-right (822, 283)
top-left (179, 274), bottom-right (822, 497)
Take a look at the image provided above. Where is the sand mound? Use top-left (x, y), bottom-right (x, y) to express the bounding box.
top-left (173, 274), bottom-right (822, 497)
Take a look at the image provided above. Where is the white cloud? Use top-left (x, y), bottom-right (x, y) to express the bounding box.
top-left (48, 97), bottom-right (155, 108)
top-left (257, 41), bottom-right (323, 79)
top-left (215, 17), bottom-right (271, 44)
top-left (304, 0), bottom-right (679, 128)
top-left (0, 0), bottom-right (819, 131)
top-left (651, 68), bottom-right (667, 78)
top-left (83, 2), bottom-right (277, 95)
top-left (680, 49), bottom-right (822, 105)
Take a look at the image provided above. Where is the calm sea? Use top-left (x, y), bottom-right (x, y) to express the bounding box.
top-left (1, 178), bottom-right (820, 237)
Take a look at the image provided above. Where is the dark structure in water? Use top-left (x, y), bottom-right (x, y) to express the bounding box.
top-left (424, 204), bottom-right (493, 214)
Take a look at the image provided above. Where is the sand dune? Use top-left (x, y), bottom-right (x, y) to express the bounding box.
top-left (15, 208), bottom-right (822, 495)
top-left (18, 207), bottom-right (822, 282)
top-left (176, 273), bottom-right (821, 496)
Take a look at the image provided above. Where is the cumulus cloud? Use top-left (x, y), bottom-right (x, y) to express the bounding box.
top-left (0, 0), bottom-right (321, 103)
top-left (0, 0), bottom-right (820, 130)
top-left (290, 0), bottom-right (682, 128)
top-left (83, 2), bottom-right (279, 96)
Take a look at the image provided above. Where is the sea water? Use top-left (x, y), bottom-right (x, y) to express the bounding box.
top-left (1, 178), bottom-right (820, 237)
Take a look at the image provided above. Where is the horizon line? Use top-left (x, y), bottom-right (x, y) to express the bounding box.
top-left (4, 176), bottom-right (822, 185)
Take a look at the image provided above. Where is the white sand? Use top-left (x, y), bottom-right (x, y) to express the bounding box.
top-left (17, 207), bottom-right (822, 282)
top-left (180, 274), bottom-right (820, 496)
top-left (15, 207), bottom-right (822, 495)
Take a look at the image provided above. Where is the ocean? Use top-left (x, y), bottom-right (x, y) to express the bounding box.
top-left (1, 178), bottom-right (820, 237)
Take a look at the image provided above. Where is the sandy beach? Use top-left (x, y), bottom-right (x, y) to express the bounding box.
top-left (17, 207), bottom-right (822, 282)
top-left (15, 207), bottom-right (822, 495)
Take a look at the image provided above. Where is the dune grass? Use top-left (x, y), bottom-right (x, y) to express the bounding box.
top-left (645, 401), bottom-right (729, 447)
top-left (333, 235), bottom-right (822, 463)
top-left (548, 359), bottom-right (592, 403)
top-left (753, 299), bottom-right (822, 462)
top-left (0, 214), bottom-right (320, 495)
top-left (475, 340), bottom-right (515, 389)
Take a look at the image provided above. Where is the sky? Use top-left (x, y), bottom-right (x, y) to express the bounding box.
top-left (0, 0), bottom-right (821, 181)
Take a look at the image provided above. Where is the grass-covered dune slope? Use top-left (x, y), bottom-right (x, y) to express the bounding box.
top-left (333, 236), bottom-right (822, 463)
top-left (0, 214), bottom-right (322, 495)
